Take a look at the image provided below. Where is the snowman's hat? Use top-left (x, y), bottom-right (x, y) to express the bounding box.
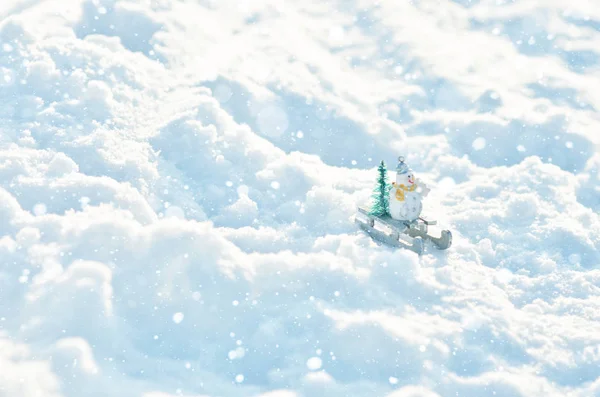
top-left (396, 156), bottom-right (411, 174)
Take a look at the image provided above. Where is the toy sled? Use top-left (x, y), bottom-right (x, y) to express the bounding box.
top-left (355, 206), bottom-right (452, 255)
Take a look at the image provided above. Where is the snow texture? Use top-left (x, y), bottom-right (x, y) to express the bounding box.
top-left (0, 0), bottom-right (599, 396)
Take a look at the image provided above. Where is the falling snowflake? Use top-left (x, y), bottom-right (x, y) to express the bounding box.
top-left (173, 312), bottom-right (184, 324)
top-left (306, 357), bottom-right (322, 370)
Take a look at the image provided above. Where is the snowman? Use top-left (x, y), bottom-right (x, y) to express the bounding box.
top-left (388, 156), bottom-right (429, 222)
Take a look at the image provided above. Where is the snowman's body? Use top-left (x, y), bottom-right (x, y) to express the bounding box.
top-left (388, 164), bottom-right (424, 222)
top-left (389, 186), bottom-right (422, 221)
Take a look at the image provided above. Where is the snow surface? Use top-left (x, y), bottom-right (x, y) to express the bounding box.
top-left (1, 0), bottom-right (600, 396)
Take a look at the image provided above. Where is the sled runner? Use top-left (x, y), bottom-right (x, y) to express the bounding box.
top-left (355, 206), bottom-right (452, 255)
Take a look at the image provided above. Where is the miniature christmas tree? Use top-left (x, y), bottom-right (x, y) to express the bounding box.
top-left (369, 160), bottom-right (391, 217)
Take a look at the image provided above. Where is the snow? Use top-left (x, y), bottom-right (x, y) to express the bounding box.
top-left (0, 0), bottom-right (599, 397)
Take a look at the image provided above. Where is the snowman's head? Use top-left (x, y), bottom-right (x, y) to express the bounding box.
top-left (395, 156), bottom-right (416, 186)
top-left (396, 171), bottom-right (415, 186)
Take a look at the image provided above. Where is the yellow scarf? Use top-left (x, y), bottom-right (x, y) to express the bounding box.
top-left (394, 184), bottom-right (416, 201)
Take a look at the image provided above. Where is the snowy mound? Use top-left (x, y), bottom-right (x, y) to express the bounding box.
top-left (1, 0), bottom-right (599, 396)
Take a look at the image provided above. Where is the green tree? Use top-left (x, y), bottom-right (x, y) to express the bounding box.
top-left (369, 160), bottom-right (391, 217)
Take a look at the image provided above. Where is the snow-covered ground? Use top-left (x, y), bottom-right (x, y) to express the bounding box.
top-left (1, 0), bottom-right (599, 396)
